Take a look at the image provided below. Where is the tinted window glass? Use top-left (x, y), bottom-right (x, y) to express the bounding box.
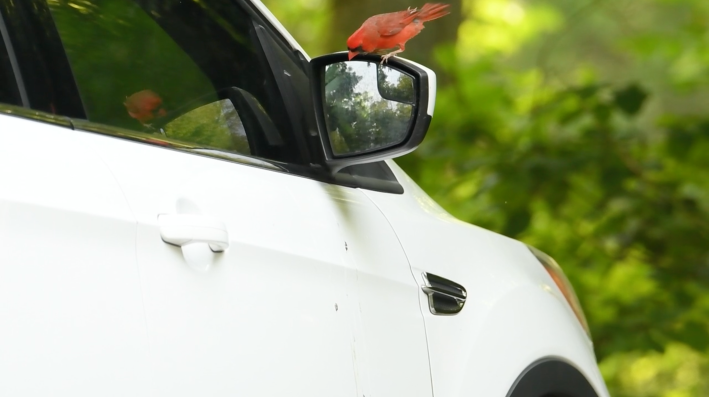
top-left (46, 0), bottom-right (303, 163)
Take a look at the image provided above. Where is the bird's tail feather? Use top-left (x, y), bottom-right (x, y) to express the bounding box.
top-left (416, 3), bottom-right (450, 22)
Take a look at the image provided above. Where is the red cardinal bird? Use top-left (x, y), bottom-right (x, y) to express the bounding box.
top-left (347, 3), bottom-right (450, 63)
top-left (124, 89), bottom-right (167, 125)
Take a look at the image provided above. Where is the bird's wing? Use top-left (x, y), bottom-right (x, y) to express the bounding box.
top-left (374, 10), bottom-right (418, 37)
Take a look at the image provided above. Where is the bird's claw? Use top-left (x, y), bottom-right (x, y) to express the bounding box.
top-left (380, 49), bottom-right (403, 64)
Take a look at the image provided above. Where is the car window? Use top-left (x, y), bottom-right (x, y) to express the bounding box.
top-left (45, 0), bottom-right (306, 164)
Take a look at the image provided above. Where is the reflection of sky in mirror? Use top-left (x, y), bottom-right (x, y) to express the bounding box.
top-left (347, 61), bottom-right (403, 95)
top-left (326, 61), bottom-right (411, 109)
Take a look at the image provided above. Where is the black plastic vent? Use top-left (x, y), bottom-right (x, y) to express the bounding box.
top-left (421, 273), bottom-right (467, 315)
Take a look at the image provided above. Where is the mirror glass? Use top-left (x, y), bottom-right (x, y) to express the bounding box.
top-left (324, 61), bottom-right (415, 156)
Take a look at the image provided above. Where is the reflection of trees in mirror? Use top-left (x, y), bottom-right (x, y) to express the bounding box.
top-left (376, 66), bottom-right (415, 104)
top-left (164, 100), bottom-right (250, 154)
top-left (325, 61), bottom-right (414, 156)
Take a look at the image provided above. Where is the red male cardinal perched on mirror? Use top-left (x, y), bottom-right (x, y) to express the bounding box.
top-left (347, 3), bottom-right (450, 63)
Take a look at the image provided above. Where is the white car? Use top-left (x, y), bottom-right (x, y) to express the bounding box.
top-left (0, 1), bottom-right (609, 396)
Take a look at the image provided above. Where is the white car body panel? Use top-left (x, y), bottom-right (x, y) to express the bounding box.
top-left (322, 185), bottom-right (433, 397)
top-left (0, 115), bottom-right (151, 395)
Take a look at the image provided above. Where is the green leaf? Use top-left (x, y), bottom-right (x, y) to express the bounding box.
top-left (613, 84), bottom-right (648, 116)
top-left (678, 321), bottom-right (709, 351)
top-left (502, 207), bottom-right (531, 237)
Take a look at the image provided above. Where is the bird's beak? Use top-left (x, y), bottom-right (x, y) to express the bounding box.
top-left (348, 51), bottom-right (358, 61)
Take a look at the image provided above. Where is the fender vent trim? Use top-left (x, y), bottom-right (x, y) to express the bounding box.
top-left (421, 272), bottom-right (466, 315)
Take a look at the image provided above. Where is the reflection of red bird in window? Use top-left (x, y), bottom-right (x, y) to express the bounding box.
top-left (123, 89), bottom-right (167, 125)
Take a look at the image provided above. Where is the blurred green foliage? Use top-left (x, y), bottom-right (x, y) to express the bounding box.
top-left (265, 0), bottom-right (709, 395)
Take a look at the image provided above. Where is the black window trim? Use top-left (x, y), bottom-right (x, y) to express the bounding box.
top-left (0, 0), bottom-right (85, 118)
top-left (0, 8), bottom-right (28, 107)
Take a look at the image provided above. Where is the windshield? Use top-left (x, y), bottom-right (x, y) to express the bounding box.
top-left (46, 0), bottom-right (310, 164)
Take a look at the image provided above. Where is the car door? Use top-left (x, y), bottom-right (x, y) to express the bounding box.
top-left (0, 17), bottom-right (150, 395)
top-left (89, 133), bottom-right (363, 396)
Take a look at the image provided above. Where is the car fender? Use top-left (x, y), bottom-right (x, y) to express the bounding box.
top-left (363, 160), bottom-right (610, 397)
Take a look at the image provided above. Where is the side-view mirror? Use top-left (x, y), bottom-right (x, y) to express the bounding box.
top-left (310, 52), bottom-right (436, 173)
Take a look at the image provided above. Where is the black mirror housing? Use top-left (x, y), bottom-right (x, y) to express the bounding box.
top-left (310, 52), bottom-right (436, 173)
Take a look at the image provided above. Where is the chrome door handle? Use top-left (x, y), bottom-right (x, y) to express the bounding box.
top-left (421, 273), bottom-right (467, 315)
top-left (158, 213), bottom-right (229, 252)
